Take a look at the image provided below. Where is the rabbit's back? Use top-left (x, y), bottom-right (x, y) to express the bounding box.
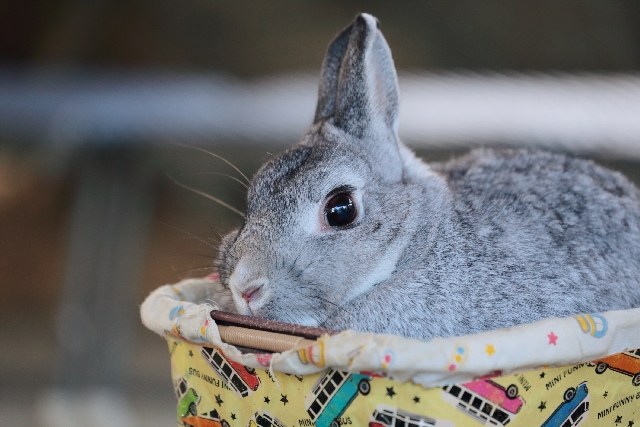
top-left (435, 149), bottom-right (640, 253)
top-left (431, 149), bottom-right (640, 319)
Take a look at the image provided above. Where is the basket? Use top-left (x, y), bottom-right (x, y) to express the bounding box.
top-left (141, 277), bottom-right (640, 427)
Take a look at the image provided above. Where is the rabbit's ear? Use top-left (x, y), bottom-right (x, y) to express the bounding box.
top-left (313, 21), bottom-right (352, 124)
top-left (314, 14), bottom-right (399, 138)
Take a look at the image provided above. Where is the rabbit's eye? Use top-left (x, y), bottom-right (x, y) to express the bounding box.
top-left (324, 193), bottom-right (357, 227)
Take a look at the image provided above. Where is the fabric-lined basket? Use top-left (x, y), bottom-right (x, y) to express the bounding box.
top-left (141, 276), bottom-right (640, 427)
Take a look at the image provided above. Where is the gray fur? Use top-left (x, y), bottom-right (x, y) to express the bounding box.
top-left (216, 13), bottom-right (640, 339)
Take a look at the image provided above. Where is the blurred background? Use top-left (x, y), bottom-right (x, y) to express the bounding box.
top-left (2, 1), bottom-right (640, 426)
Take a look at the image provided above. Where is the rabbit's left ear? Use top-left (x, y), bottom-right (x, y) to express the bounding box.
top-left (314, 14), bottom-right (399, 138)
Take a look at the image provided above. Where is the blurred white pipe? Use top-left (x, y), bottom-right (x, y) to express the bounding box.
top-left (1, 69), bottom-right (640, 157)
top-left (399, 72), bottom-right (640, 157)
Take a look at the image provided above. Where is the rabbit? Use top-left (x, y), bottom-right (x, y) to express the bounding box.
top-left (213, 13), bottom-right (640, 340)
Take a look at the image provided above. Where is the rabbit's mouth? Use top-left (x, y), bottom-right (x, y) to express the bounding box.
top-left (238, 283), bottom-right (267, 317)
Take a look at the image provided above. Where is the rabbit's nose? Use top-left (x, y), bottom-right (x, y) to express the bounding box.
top-left (241, 290), bottom-right (254, 303)
top-left (241, 281), bottom-right (265, 303)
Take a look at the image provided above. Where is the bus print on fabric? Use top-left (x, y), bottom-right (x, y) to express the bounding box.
top-left (590, 349), bottom-right (640, 386)
top-left (441, 378), bottom-right (525, 426)
top-left (540, 382), bottom-right (590, 427)
top-left (201, 347), bottom-right (261, 398)
top-left (305, 370), bottom-right (372, 427)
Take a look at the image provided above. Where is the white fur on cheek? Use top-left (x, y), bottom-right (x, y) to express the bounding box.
top-left (359, 247), bottom-right (402, 294)
top-left (299, 201), bottom-right (320, 235)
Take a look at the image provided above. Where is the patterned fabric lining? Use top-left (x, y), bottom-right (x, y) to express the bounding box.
top-left (141, 277), bottom-right (640, 426)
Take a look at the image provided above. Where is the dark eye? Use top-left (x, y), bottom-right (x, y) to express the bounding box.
top-left (324, 193), bottom-right (357, 227)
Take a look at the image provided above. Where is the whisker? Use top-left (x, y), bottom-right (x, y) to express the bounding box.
top-left (179, 172), bottom-right (249, 189)
top-left (166, 174), bottom-right (245, 218)
top-left (205, 220), bottom-right (224, 241)
top-left (287, 254), bottom-right (300, 274)
top-left (164, 265), bottom-right (215, 279)
top-left (296, 260), bottom-right (316, 277)
top-left (308, 295), bottom-right (339, 308)
top-left (158, 252), bottom-right (217, 260)
top-left (293, 283), bottom-right (339, 308)
top-left (177, 235), bottom-right (220, 246)
top-left (182, 233), bottom-right (220, 245)
top-left (174, 143), bottom-right (251, 184)
top-left (158, 221), bottom-right (216, 249)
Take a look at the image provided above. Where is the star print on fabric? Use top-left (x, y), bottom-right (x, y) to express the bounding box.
top-left (264, 396), bottom-right (270, 404)
top-left (485, 344), bottom-right (496, 357)
top-left (231, 414), bottom-right (236, 420)
top-left (616, 416), bottom-right (623, 425)
top-left (548, 331), bottom-right (558, 345)
top-left (628, 420), bottom-right (634, 427)
top-left (413, 396), bottom-right (420, 403)
top-left (539, 371), bottom-right (546, 379)
top-left (386, 387), bottom-right (396, 398)
top-left (280, 394), bottom-right (289, 405)
top-left (538, 401), bottom-right (546, 411)
top-left (188, 350), bottom-right (193, 357)
top-left (214, 394), bottom-right (223, 406)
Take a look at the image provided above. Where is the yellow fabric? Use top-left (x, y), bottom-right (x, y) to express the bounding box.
top-left (170, 339), bottom-right (640, 427)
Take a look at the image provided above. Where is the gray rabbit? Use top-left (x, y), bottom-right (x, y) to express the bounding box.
top-left (214, 13), bottom-right (640, 339)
